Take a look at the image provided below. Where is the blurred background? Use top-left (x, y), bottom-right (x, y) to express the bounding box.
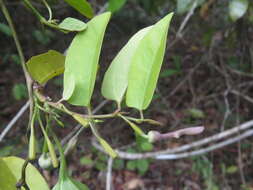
top-left (1, 0), bottom-right (253, 189)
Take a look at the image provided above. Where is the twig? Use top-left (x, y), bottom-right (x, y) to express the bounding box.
top-left (168, 59), bottom-right (203, 98)
top-left (92, 120), bottom-right (253, 159)
top-left (156, 129), bottom-right (253, 160)
top-left (1, 0), bottom-right (34, 127)
top-left (106, 157), bottom-right (113, 190)
top-left (176, 0), bottom-right (198, 38)
top-left (0, 101), bottom-right (30, 142)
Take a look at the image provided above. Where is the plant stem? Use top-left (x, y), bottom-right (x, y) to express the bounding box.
top-left (16, 159), bottom-right (30, 190)
top-left (0, 0), bottom-right (34, 125)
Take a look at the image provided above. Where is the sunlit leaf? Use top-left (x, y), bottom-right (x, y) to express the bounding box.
top-left (108, 0), bottom-right (127, 13)
top-left (63, 12), bottom-right (111, 106)
top-left (63, 0), bottom-right (94, 18)
top-left (101, 26), bottom-right (152, 104)
top-left (126, 13), bottom-right (173, 110)
top-left (229, 0), bottom-right (249, 22)
top-left (58, 17), bottom-right (87, 33)
top-left (26, 50), bottom-right (65, 84)
top-left (0, 157), bottom-right (50, 190)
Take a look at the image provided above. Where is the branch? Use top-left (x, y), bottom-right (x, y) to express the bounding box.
top-left (0, 101), bottom-right (30, 142)
top-left (106, 157), bottom-right (113, 190)
top-left (92, 120), bottom-right (253, 160)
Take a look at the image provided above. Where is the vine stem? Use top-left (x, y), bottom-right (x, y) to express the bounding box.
top-left (0, 0), bottom-right (34, 124)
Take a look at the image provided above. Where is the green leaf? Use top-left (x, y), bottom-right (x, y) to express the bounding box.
top-left (126, 160), bottom-right (136, 170)
top-left (0, 23), bottom-right (12, 37)
top-left (26, 50), bottom-right (65, 84)
top-left (226, 165), bottom-right (238, 174)
top-left (63, 12), bottom-right (111, 106)
top-left (126, 13), bottom-right (173, 110)
top-left (89, 122), bottom-right (117, 158)
top-left (63, 0), bottom-right (94, 18)
top-left (186, 108), bottom-right (205, 119)
top-left (229, 0), bottom-right (249, 22)
top-left (136, 159), bottom-right (149, 175)
top-left (0, 157), bottom-right (50, 190)
top-left (177, 0), bottom-right (193, 14)
top-left (160, 69), bottom-right (180, 78)
top-left (12, 83), bottom-right (27, 100)
top-left (80, 156), bottom-right (93, 166)
top-left (72, 114), bottom-right (89, 127)
top-left (108, 0), bottom-right (127, 13)
top-left (101, 26), bottom-right (152, 104)
top-left (58, 17), bottom-right (87, 33)
top-left (120, 116), bottom-right (146, 137)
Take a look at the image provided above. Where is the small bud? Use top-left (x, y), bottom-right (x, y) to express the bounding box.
top-left (147, 131), bottom-right (161, 143)
top-left (38, 153), bottom-right (52, 170)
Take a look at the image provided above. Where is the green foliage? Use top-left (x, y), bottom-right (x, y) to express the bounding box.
top-left (12, 83), bottom-right (27, 100)
top-left (192, 156), bottom-right (219, 190)
top-left (0, 22), bottom-right (12, 36)
top-left (108, 0), bottom-right (127, 13)
top-left (63, 0), bottom-right (94, 18)
top-left (26, 50), bottom-right (65, 84)
top-left (63, 12), bottom-right (111, 106)
top-left (53, 138), bottom-right (89, 190)
top-left (0, 157), bottom-right (50, 190)
top-left (126, 13), bottom-right (173, 110)
top-left (229, 0), bottom-right (249, 22)
top-left (58, 17), bottom-right (87, 33)
top-left (32, 29), bottom-right (55, 45)
top-left (160, 55), bottom-right (182, 78)
top-left (102, 26), bottom-right (152, 104)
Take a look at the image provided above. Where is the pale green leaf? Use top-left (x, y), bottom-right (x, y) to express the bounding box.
top-left (26, 50), bottom-right (65, 84)
top-left (126, 13), bottom-right (173, 110)
top-left (108, 0), bottom-right (127, 13)
top-left (89, 122), bottom-right (117, 158)
top-left (72, 114), bottom-right (89, 127)
top-left (63, 12), bottom-right (111, 106)
top-left (229, 0), bottom-right (249, 22)
top-left (63, 0), bottom-right (94, 18)
top-left (121, 116), bottom-right (146, 137)
top-left (0, 157), bottom-right (50, 190)
top-left (58, 17), bottom-right (87, 33)
top-left (101, 26), bottom-right (152, 103)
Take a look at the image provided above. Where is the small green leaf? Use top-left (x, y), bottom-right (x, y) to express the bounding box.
top-left (186, 108), bottom-right (205, 119)
top-left (80, 156), bottom-right (93, 166)
top-left (72, 114), bottom-right (89, 127)
top-left (108, 0), bottom-right (127, 13)
top-left (58, 17), bottom-right (87, 33)
top-left (0, 23), bottom-right (12, 37)
top-left (120, 116), bottom-right (146, 137)
top-left (136, 159), bottom-right (149, 175)
top-left (63, 0), bottom-right (94, 18)
top-left (126, 13), bottom-right (173, 110)
top-left (0, 157), bottom-right (50, 190)
top-left (126, 160), bottom-right (136, 170)
top-left (160, 69), bottom-right (179, 78)
top-left (12, 83), bottom-right (27, 100)
top-left (229, 0), bottom-right (249, 22)
top-left (101, 26), bottom-right (152, 104)
top-left (89, 122), bottom-right (117, 158)
top-left (226, 166), bottom-right (238, 174)
top-left (177, 0), bottom-right (193, 14)
top-left (63, 12), bottom-right (111, 106)
top-left (26, 50), bottom-right (65, 84)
